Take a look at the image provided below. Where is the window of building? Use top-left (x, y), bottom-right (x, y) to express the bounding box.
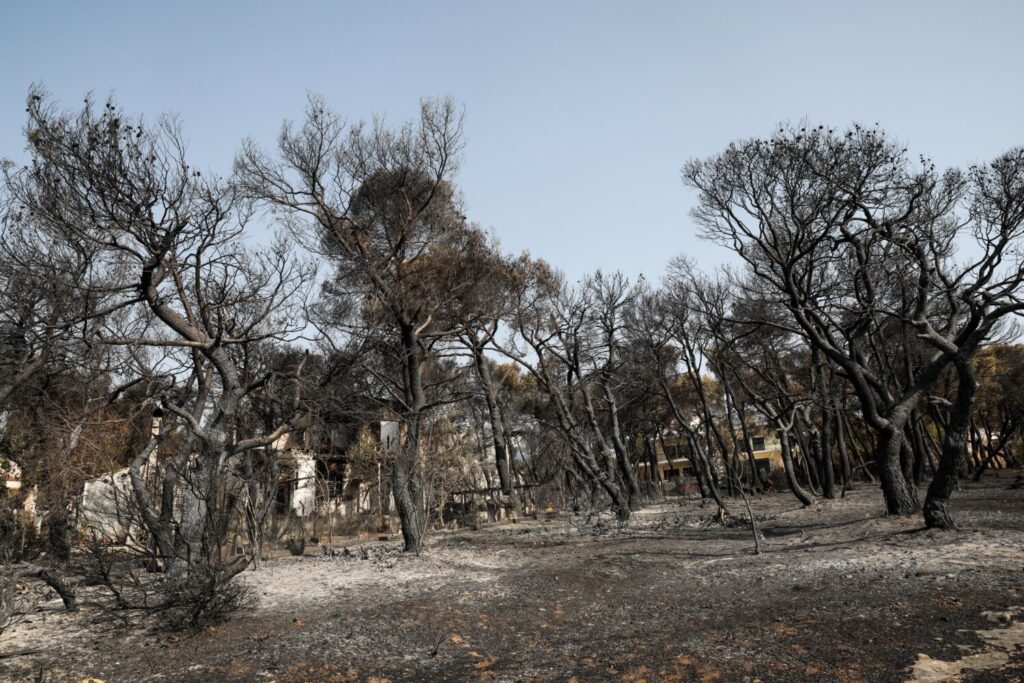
top-left (751, 436), bottom-right (766, 452)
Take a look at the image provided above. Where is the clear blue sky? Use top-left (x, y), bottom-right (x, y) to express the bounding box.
top-left (2, 1), bottom-right (1022, 282)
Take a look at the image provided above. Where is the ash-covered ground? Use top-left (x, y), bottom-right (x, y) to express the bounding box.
top-left (4, 473), bottom-right (1023, 682)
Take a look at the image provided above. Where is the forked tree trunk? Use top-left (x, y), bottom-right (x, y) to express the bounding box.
top-left (614, 445), bottom-right (642, 510)
top-left (578, 383), bottom-right (635, 516)
top-left (173, 449), bottom-right (218, 576)
top-left (876, 428), bottom-right (921, 515)
top-left (602, 385), bottom-right (642, 509)
top-left (573, 443), bottom-right (631, 521)
top-left (616, 445), bottom-right (643, 510)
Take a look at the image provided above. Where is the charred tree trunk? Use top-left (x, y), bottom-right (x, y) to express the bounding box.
top-left (899, 432), bottom-right (915, 487)
top-left (471, 345), bottom-right (513, 495)
top-left (812, 349), bottom-right (836, 499)
top-left (656, 375), bottom-right (726, 511)
top-left (721, 383), bottom-right (759, 492)
top-left (817, 411), bottom-right (835, 498)
top-left (174, 446), bottom-right (218, 575)
top-left (876, 426), bottom-right (921, 515)
top-left (682, 355), bottom-right (734, 496)
top-left (644, 435), bottom-right (660, 484)
top-left (791, 423), bottom-right (819, 493)
top-left (679, 432), bottom-right (710, 499)
top-left (129, 437), bottom-right (179, 571)
top-left (687, 433), bottom-right (729, 512)
top-left (924, 357), bottom-right (978, 529)
top-left (393, 414), bottom-right (427, 552)
top-left (834, 411), bottom-right (853, 494)
top-left (395, 322), bottom-right (428, 553)
top-left (778, 426), bottom-right (813, 506)
top-left (734, 400), bottom-right (763, 492)
top-left (601, 384), bottom-right (643, 509)
top-left (908, 411), bottom-right (929, 485)
top-left (841, 413), bottom-right (875, 483)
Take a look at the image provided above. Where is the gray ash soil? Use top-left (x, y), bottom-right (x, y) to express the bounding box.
top-left (3, 473), bottom-right (1023, 682)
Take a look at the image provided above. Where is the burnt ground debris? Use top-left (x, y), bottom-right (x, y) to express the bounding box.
top-left (2, 473), bottom-right (1023, 682)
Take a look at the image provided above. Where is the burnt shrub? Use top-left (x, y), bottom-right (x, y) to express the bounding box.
top-left (154, 564), bottom-right (253, 633)
top-left (82, 534), bottom-right (253, 633)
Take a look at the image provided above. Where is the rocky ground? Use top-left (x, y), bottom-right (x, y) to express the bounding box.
top-left (2, 473), bottom-right (1023, 682)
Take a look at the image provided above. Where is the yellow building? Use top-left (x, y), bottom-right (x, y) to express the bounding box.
top-left (636, 427), bottom-right (786, 483)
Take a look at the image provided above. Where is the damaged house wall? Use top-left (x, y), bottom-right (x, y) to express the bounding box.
top-left (59, 411), bottom-right (526, 548)
top-left (77, 417), bottom-right (163, 545)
